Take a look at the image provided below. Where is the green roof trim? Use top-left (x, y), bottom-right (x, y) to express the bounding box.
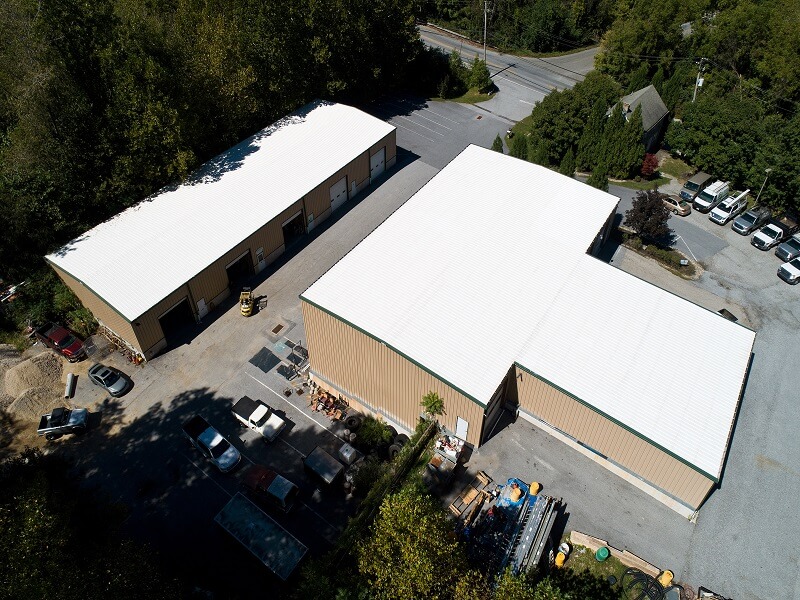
top-left (300, 295), bottom-right (487, 409)
top-left (514, 362), bottom-right (718, 483)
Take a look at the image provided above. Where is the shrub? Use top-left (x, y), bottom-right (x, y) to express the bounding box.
top-left (357, 416), bottom-right (394, 449)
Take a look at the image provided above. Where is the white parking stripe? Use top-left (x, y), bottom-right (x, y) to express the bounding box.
top-left (246, 373), bottom-right (348, 444)
top-left (181, 452), bottom-right (234, 497)
top-left (395, 114), bottom-right (446, 136)
top-left (384, 101), bottom-right (453, 130)
top-left (392, 122), bottom-right (436, 142)
top-left (299, 500), bottom-right (342, 534)
top-left (277, 436), bottom-right (305, 457)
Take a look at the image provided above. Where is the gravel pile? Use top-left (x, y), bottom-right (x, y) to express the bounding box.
top-left (0, 344), bottom-right (24, 398)
top-left (5, 352), bottom-right (63, 398)
top-left (8, 387), bottom-right (63, 420)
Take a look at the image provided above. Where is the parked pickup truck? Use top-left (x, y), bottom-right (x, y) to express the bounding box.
top-left (231, 396), bottom-right (285, 442)
top-left (182, 415), bottom-right (241, 472)
top-left (242, 464), bottom-right (299, 512)
top-left (751, 215), bottom-right (800, 250)
top-left (32, 323), bottom-right (86, 362)
top-left (38, 406), bottom-right (88, 441)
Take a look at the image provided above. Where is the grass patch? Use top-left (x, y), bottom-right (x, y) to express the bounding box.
top-left (612, 176), bottom-right (670, 190)
top-left (443, 87), bottom-right (495, 104)
top-left (508, 114), bottom-right (534, 139)
top-left (560, 538), bottom-right (626, 591)
top-left (623, 233), bottom-right (698, 278)
top-left (0, 330), bottom-right (30, 353)
top-left (659, 156), bottom-right (692, 180)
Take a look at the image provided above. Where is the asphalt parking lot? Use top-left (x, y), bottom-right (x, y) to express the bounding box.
top-left (49, 96), bottom-right (799, 600)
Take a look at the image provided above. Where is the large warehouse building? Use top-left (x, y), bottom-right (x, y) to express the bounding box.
top-left (301, 145), bottom-right (756, 516)
top-left (47, 101), bottom-right (395, 360)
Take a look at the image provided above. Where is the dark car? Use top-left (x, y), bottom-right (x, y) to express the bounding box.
top-left (732, 206), bottom-right (771, 235)
top-left (88, 363), bottom-right (132, 397)
top-left (775, 234), bottom-right (800, 262)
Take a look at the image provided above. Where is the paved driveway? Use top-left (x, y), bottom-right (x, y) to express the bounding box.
top-left (49, 94), bottom-right (798, 599)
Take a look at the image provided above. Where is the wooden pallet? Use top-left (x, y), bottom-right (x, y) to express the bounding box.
top-left (449, 470), bottom-right (493, 517)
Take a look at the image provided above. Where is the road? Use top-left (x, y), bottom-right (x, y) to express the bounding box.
top-left (419, 24), bottom-right (598, 121)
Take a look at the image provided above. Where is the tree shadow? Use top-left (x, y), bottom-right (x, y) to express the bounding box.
top-left (45, 386), bottom-right (359, 598)
top-left (0, 409), bottom-right (25, 461)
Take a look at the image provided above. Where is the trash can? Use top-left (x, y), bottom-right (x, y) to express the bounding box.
top-left (595, 546), bottom-right (610, 562)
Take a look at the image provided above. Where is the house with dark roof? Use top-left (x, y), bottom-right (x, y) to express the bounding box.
top-left (619, 85), bottom-right (670, 153)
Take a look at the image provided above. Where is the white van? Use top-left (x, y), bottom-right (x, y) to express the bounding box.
top-left (693, 180), bottom-right (730, 213)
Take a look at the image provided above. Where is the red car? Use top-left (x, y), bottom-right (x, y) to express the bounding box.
top-left (33, 323), bottom-right (86, 362)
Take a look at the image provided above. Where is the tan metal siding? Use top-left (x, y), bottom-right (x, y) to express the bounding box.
top-left (132, 287), bottom-right (195, 355)
top-left (514, 366), bottom-right (713, 508)
top-left (370, 130), bottom-right (396, 167)
top-left (50, 265), bottom-right (141, 349)
top-left (302, 301), bottom-right (485, 446)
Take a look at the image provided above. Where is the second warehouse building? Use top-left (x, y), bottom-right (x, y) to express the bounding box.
top-left (46, 101), bottom-right (395, 359)
top-left (301, 145), bottom-right (755, 516)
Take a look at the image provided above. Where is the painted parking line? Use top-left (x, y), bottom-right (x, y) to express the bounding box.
top-left (394, 114), bottom-right (446, 136)
top-left (246, 372), bottom-right (349, 444)
top-left (180, 451), bottom-right (234, 498)
top-left (277, 436), bottom-right (306, 457)
top-left (384, 100), bottom-right (453, 130)
top-left (298, 500), bottom-right (343, 535)
top-left (391, 121), bottom-right (436, 143)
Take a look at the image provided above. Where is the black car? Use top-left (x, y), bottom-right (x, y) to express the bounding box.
top-left (731, 206), bottom-right (771, 235)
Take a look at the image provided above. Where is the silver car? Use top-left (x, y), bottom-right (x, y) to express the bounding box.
top-left (775, 234), bottom-right (800, 262)
top-left (732, 206), bottom-right (771, 235)
top-left (88, 363), bottom-right (132, 397)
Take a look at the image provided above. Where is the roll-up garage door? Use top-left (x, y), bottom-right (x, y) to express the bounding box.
top-left (330, 177), bottom-right (348, 212)
top-left (370, 148), bottom-right (385, 182)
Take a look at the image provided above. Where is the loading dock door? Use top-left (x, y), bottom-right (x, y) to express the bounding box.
top-left (282, 211), bottom-right (306, 248)
top-left (226, 251), bottom-right (253, 285)
top-left (370, 148), bottom-right (385, 182)
top-left (158, 298), bottom-right (195, 343)
top-left (330, 177), bottom-right (348, 212)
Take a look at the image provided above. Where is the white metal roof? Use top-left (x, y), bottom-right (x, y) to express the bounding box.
top-left (302, 144), bottom-right (755, 479)
top-left (46, 101), bottom-right (395, 320)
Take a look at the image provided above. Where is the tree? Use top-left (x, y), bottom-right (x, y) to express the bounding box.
top-left (469, 55), bottom-right (491, 90)
top-left (511, 134), bottom-right (529, 160)
top-left (421, 391), bottom-right (445, 418)
top-left (586, 162), bottom-right (609, 192)
top-left (576, 100), bottom-right (607, 171)
top-left (0, 449), bottom-right (182, 599)
top-left (530, 137), bottom-right (550, 166)
top-left (598, 103), bottom-right (626, 176)
top-left (624, 190), bottom-right (673, 241)
top-left (358, 485), bottom-right (466, 599)
top-left (559, 147), bottom-right (576, 177)
top-left (621, 105), bottom-right (645, 178)
top-left (641, 153), bottom-right (659, 178)
top-left (492, 134), bottom-right (504, 153)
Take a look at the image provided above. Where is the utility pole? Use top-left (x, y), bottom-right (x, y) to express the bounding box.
top-left (756, 168), bottom-right (772, 203)
top-left (483, 1), bottom-right (488, 63)
top-left (692, 58), bottom-right (706, 103)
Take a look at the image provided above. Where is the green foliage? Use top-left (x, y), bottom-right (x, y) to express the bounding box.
top-left (511, 134), bottom-right (529, 160)
top-left (624, 190), bottom-right (672, 241)
top-left (424, 0), bottom-right (614, 53)
top-left (421, 391), bottom-right (445, 418)
top-left (576, 100), bottom-right (607, 171)
top-left (530, 137), bottom-right (551, 166)
top-left (469, 55), bottom-right (492, 91)
top-left (352, 455), bottom-right (388, 496)
top-left (453, 570), bottom-right (493, 600)
top-left (492, 134), bottom-right (505, 153)
top-left (0, 449), bottom-right (182, 599)
top-left (357, 415), bottom-right (394, 449)
top-left (586, 163), bottom-right (609, 192)
top-left (358, 485), bottom-right (466, 599)
top-left (559, 147), bottom-right (576, 177)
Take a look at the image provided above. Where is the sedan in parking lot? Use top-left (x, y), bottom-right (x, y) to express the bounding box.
top-left (732, 206), bottom-right (771, 235)
top-left (663, 194), bottom-right (691, 216)
top-left (777, 257), bottom-right (800, 284)
top-left (88, 363), bottom-right (132, 397)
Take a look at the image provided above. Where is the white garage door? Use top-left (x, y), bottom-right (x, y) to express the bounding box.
top-left (330, 176), bottom-right (348, 212)
top-left (370, 148), bottom-right (385, 182)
